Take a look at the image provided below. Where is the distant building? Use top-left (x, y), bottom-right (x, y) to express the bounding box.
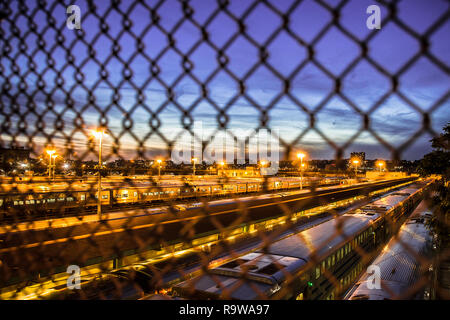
top-left (218, 167), bottom-right (260, 177)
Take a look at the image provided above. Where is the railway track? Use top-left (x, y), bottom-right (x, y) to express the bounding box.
top-left (0, 178), bottom-right (416, 288)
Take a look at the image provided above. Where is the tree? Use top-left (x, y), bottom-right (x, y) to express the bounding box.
top-left (419, 123), bottom-right (450, 181)
top-left (420, 123), bottom-right (450, 299)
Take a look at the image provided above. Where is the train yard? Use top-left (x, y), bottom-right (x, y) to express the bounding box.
top-left (0, 176), bottom-right (429, 299)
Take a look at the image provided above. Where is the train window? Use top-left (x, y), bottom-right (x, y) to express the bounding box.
top-left (134, 192), bottom-right (138, 197)
top-left (122, 194), bottom-right (128, 198)
top-left (25, 200), bottom-right (30, 204)
top-left (322, 261), bottom-right (326, 271)
top-left (58, 198), bottom-right (65, 201)
top-left (36, 200), bottom-right (40, 204)
top-left (102, 195), bottom-right (108, 199)
top-left (149, 192), bottom-right (153, 196)
top-left (315, 267), bottom-right (320, 279)
top-left (143, 193), bottom-right (147, 196)
top-left (67, 197), bottom-right (74, 201)
top-left (48, 199), bottom-right (55, 203)
top-left (332, 254), bottom-right (335, 266)
top-left (327, 257), bottom-right (331, 269)
top-left (81, 195), bottom-right (85, 201)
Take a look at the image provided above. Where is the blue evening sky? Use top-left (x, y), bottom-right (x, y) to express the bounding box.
top-left (0, 0), bottom-right (449, 161)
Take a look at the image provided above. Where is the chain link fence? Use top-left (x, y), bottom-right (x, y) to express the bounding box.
top-left (0, 0), bottom-right (449, 300)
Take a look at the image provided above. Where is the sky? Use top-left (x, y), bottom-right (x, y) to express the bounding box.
top-left (0, 0), bottom-right (449, 162)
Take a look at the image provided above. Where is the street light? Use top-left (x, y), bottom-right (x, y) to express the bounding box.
top-left (51, 154), bottom-right (59, 179)
top-left (376, 160), bottom-right (385, 172)
top-left (297, 152), bottom-right (306, 190)
top-left (92, 129), bottom-right (107, 219)
top-left (156, 159), bottom-right (162, 178)
top-left (46, 150), bottom-right (55, 178)
top-left (192, 157), bottom-right (198, 176)
top-left (352, 159), bottom-right (360, 179)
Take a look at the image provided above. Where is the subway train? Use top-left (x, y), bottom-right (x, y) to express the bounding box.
top-left (345, 200), bottom-right (434, 300)
top-left (38, 181), bottom-right (431, 300)
top-left (169, 183), bottom-right (432, 300)
top-left (0, 178), bottom-right (340, 214)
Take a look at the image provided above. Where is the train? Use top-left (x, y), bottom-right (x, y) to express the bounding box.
top-left (345, 200), bottom-right (434, 300)
top-left (0, 177), bottom-right (341, 214)
top-left (34, 180), bottom-right (431, 300)
top-left (169, 182), bottom-right (432, 300)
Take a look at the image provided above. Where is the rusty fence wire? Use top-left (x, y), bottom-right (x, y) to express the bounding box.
top-left (0, 0), bottom-right (449, 300)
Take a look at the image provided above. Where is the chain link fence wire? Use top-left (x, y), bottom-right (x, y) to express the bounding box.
top-left (0, 0), bottom-right (449, 300)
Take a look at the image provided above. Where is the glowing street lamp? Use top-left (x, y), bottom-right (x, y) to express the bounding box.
top-left (51, 154), bottom-right (59, 179)
top-left (376, 160), bottom-right (385, 172)
top-left (156, 159), bottom-right (162, 178)
top-left (192, 157), bottom-right (198, 176)
top-left (352, 159), bottom-right (360, 178)
top-left (46, 150), bottom-right (56, 178)
top-left (92, 129), bottom-right (107, 219)
top-left (297, 152), bottom-right (306, 190)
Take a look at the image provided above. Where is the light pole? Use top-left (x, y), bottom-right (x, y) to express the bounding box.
top-left (219, 161), bottom-right (225, 176)
top-left (297, 153), bottom-right (305, 190)
top-left (259, 160), bottom-right (267, 176)
top-left (376, 160), bottom-right (385, 172)
top-left (93, 129), bottom-right (106, 219)
top-left (157, 159), bottom-right (162, 179)
top-left (192, 157), bottom-right (197, 176)
top-left (51, 154), bottom-right (59, 179)
top-left (46, 150), bottom-right (55, 178)
top-left (352, 159), bottom-right (360, 180)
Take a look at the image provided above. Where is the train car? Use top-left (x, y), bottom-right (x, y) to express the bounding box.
top-left (195, 185), bottom-right (212, 197)
top-left (222, 184), bottom-right (238, 194)
top-left (345, 201), bottom-right (434, 300)
top-left (171, 184), bottom-right (425, 300)
top-left (236, 183), bottom-right (247, 194)
top-left (246, 183), bottom-right (260, 193)
top-left (210, 184), bottom-right (223, 197)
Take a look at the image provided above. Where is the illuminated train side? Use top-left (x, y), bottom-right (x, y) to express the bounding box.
top-left (0, 178), bottom-right (338, 215)
top-left (170, 185), bottom-right (429, 300)
top-left (345, 201), bottom-right (434, 300)
top-left (41, 182), bottom-right (429, 300)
